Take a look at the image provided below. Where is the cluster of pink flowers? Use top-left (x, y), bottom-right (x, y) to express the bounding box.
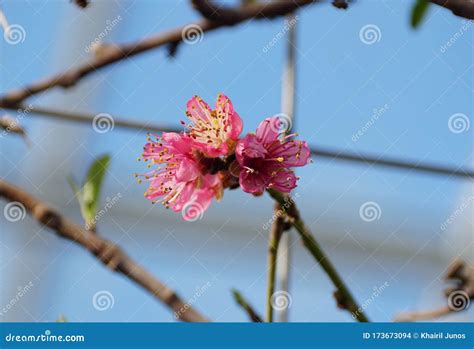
top-left (139, 94), bottom-right (310, 220)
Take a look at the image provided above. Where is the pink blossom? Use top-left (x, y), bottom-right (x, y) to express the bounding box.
top-left (185, 94), bottom-right (243, 157)
top-left (235, 117), bottom-right (310, 194)
top-left (140, 132), bottom-right (222, 218)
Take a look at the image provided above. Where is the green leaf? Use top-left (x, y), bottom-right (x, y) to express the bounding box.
top-left (66, 175), bottom-right (89, 223)
top-left (81, 154), bottom-right (111, 226)
top-left (411, 0), bottom-right (430, 28)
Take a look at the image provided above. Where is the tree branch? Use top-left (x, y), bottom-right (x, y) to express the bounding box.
top-left (265, 205), bottom-right (287, 322)
top-left (394, 258), bottom-right (474, 322)
top-left (268, 189), bottom-right (370, 322)
top-left (191, 0), bottom-right (315, 24)
top-left (430, 0), bottom-right (474, 19)
top-left (0, 1), bottom-right (316, 108)
top-left (0, 179), bottom-right (209, 322)
top-left (3, 104), bottom-right (473, 179)
top-left (232, 289), bottom-right (263, 322)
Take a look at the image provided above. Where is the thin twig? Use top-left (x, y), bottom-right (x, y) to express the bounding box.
top-left (3, 104), bottom-right (473, 179)
top-left (0, 1), bottom-right (316, 108)
top-left (7, 104), bottom-right (178, 134)
top-left (394, 259), bottom-right (474, 322)
top-left (232, 289), bottom-right (263, 322)
top-left (268, 189), bottom-right (370, 322)
top-left (430, 0), bottom-right (474, 19)
top-left (266, 208), bottom-right (285, 322)
top-left (192, 0), bottom-right (314, 23)
top-left (314, 146), bottom-right (474, 179)
top-left (0, 179), bottom-right (209, 322)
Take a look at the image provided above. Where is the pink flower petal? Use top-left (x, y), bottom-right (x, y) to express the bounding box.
top-left (186, 96), bottom-right (212, 123)
top-left (239, 170), bottom-right (267, 194)
top-left (161, 132), bottom-right (194, 155)
top-left (186, 94), bottom-right (243, 157)
top-left (268, 169), bottom-right (297, 193)
top-left (256, 117), bottom-right (280, 146)
top-left (175, 157), bottom-right (200, 182)
top-left (215, 93), bottom-right (243, 140)
top-left (270, 140), bottom-right (311, 167)
top-left (236, 134), bottom-right (267, 165)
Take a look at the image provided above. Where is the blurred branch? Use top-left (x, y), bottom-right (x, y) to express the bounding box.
top-left (1, 115), bottom-right (30, 146)
top-left (266, 205), bottom-right (287, 322)
top-left (4, 104), bottom-right (473, 179)
top-left (394, 259), bottom-right (474, 322)
top-left (191, 0), bottom-right (314, 23)
top-left (268, 189), bottom-right (370, 322)
top-left (5, 104), bottom-right (178, 133)
top-left (73, 0), bottom-right (89, 9)
top-left (430, 0), bottom-right (474, 19)
top-left (332, 0), bottom-right (348, 10)
top-left (0, 1), bottom-right (316, 108)
top-left (0, 179), bottom-right (209, 322)
top-left (313, 146), bottom-right (474, 179)
top-left (232, 289), bottom-right (263, 322)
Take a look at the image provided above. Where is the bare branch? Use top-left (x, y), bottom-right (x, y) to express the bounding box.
top-left (191, 0), bottom-right (315, 23)
top-left (8, 104), bottom-right (178, 134)
top-left (268, 189), bottom-right (370, 322)
top-left (394, 259), bottom-right (473, 322)
top-left (1, 115), bottom-right (30, 146)
top-left (0, 1), bottom-right (316, 108)
top-left (73, 0), bottom-right (90, 9)
top-left (430, 0), bottom-right (474, 19)
top-left (266, 203), bottom-right (288, 322)
top-left (0, 179), bottom-right (209, 322)
top-left (232, 289), bottom-right (263, 322)
top-left (4, 104), bottom-right (473, 179)
top-left (332, 0), bottom-right (349, 10)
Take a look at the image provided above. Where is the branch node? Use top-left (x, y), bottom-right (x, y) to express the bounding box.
top-left (32, 205), bottom-right (62, 231)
